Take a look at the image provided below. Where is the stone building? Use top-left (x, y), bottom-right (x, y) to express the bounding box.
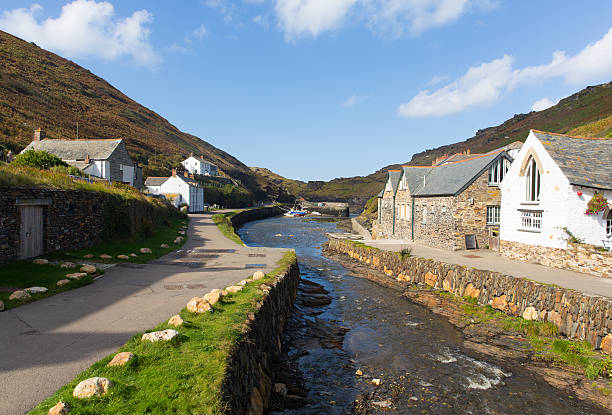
top-left (182, 153), bottom-right (218, 176)
top-left (145, 170), bottom-right (204, 213)
top-left (21, 129), bottom-right (143, 188)
top-left (374, 150), bottom-right (514, 250)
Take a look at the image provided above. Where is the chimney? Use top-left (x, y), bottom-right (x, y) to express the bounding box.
top-left (466, 149), bottom-right (471, 155)
top-left (33, 128), bottom-right (45, 142)
top-left (184, 171), bottom-right (189, 177)
top-left (172, 169), bottom-right (177, 177)
top-left (190, 152), bottom-right (193, 157)
top-left (85, 154), bottom-right (90, 163)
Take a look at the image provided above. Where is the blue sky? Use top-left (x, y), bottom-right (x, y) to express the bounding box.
top-left (1, 1), bottom-right (612, 181)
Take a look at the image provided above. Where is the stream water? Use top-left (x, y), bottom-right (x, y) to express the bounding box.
top-left (237, 216), bottom-right (607, 415)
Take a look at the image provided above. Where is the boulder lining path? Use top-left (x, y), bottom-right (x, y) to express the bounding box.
top-left (0, 212), bottom-right (287, 415)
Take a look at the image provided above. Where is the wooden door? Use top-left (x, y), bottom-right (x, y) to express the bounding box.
top-left (20, 206), bottom-right (44, 259)
top-left (488, 228), bottom-right (500, 251)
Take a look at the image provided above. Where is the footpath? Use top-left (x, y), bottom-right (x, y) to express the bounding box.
top-left (0, 212), bottom-right (286, 415)
top-left (361, 239), bottom-right (612, 299)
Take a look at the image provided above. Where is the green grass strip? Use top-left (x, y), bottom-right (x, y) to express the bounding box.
top-left (29, 250), bottom-right (296, 415)
top-left (212, 212), bottom-right (245, 246)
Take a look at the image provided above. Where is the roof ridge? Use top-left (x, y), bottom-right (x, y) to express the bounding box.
top-left (402, 150), bottom-right (503, 169)
top-left (531, 129), bottom-right (612, 141)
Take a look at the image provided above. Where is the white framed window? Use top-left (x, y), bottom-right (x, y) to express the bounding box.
top-left (525, 157), bottom-right (541, 202)
top-left (486, 206), bottom-right (500, 225)
top-left (520, 210), bottom-right (542, 231)
top-left (488, 158), bottom-right (510, 185)
top-left (606, 210), bottom-right (612, 237)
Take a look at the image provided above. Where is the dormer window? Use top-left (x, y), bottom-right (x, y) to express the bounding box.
top-left (525, 157), bottom-right (540, 201)
top-left (488, 158), bottom-right (510, 185)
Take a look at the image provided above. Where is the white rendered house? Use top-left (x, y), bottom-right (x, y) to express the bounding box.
top-left (144, 171), bottom-right (204, 213)
top-left (181, 154), bottom-right (218, 176)
top-left (500, 130), bottom-right (612, 252)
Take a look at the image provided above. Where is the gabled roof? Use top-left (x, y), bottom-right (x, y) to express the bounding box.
top-left (404, 150), bottom-right (510, 197)
top-left (145, 177), bottom-right (168, 186)
top-left (531, 130), bottom-right (612, 191)
top-left (387, 170), bottom-right (402, 195)
top-left (435, 153), bottom-right (483, 166)
top-left (185, 155), bottom-right (217, 167)
top-left (22, 139), bottom-right (123, 160)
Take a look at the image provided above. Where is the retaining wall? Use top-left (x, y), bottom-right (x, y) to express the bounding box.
top-left (230, 206), bottom-right (283, 228)
top-left (221, 258), bottom-right (300, 415)
top-left (327, 238), bottom-right (612, 351)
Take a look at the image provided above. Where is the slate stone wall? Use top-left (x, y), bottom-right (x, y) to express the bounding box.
top-left (221, 258), bottom-right (300, 415)
top-left (0, 187), bottom-right (105, 262)
top-left (230, 206), bottom-right (283, 228)
top-left (327, 238), bottom-right (612, 351)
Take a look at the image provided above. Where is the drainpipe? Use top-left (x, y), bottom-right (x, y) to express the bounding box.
top-left (392, 196), bottom-right (396, 235)
top-left (411, 197), bottom-right (415, 241)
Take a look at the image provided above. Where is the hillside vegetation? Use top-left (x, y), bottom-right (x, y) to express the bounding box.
top-left (257, 82), bottom-right (612, 208)
top-left (0, 30), bottom-right (289, 201)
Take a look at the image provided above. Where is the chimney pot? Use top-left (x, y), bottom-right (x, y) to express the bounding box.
top-left (33, 128), bottom-right (45, 142)
top-left (172, 169), bottom-right (177, 177)
top-left (85, 154), bottom-right (90, 163)
top-left (190, 152), bottom-right (193, 157)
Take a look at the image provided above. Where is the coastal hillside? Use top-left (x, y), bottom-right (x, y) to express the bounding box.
top-left (0, 30), bottom-right (288, 200)
top-left (257, 81), bottom-right (612, 208)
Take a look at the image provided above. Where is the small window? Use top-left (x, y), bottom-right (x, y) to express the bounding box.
top-left (520, 210), bottom-right (542, 231)
top-left (607, 210), bottom-right (612, 237)
top-left (486, 206), bottom-right (500, 225)
top-left (525, 157), bottom-right (541, 201)
top-left (488, 158), bottom-right (511, 185)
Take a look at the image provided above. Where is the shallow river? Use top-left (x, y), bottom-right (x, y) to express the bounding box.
top-left (238, 216), bottom-right (606, 415)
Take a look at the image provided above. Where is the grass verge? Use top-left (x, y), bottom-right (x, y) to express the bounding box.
top-left (29, 250), bottom-right (297, 415)
top-left (212, 212), bottom-right (244, 246)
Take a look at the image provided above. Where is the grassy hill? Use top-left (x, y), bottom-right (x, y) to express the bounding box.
top-left (258, 81), bottom-right (612, 209)
top-left (0, 30), bottom-right (290, 201)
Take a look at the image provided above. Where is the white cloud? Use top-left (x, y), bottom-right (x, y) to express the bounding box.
top-left (531, 97), bottom-right (556, 112)
top-left (253, 14), bottom-right (269, 29)
top-left (192, 23), bottom-right (208, 39)
top-left (428, 75), bottom-right (448, 85)
top-left (275, 0), bottom-right (357, 40)
top-left (0, 1), bottom-right (160, 67)
top-left (399, 27), bottom-right (612, 118)
top-left (342, 94), bottom-right (368, 107)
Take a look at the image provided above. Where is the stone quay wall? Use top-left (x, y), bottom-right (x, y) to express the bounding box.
top-left (501, 240), bottom-right (612, 279)
top-left (230, 206), bottom-right (283, 228)
top-left (327, 238), bottom-right (612, 352)
top-left (221, 258), bottom-right (300, 415)
top-left (0, 187), bottom-right (105, 263)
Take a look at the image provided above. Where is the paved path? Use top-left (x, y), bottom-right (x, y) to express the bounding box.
top-left (362, 239), bottom-right (612, 299)
top-left (0, 213), bottom-right (287, 415)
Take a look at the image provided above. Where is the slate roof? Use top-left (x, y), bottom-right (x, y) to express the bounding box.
top-left (65, 161), bottom-right (93, 170)
top-left (388, 170), bottom-right (402, 195)
top-left (403, 150), bottom-right (510, 197)
top-left (435, 153), bottom-right (483, 166)
top-left (532, 130), bottom-right (612, 191)
top-left (22, 139), bottom-right (122, 160)
top-left (144, 177), bottom-right (168, 186)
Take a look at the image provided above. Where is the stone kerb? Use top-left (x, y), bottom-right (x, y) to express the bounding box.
top-left (327, 239), bottom-right (612, 351)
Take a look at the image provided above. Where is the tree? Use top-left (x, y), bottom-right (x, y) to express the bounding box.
top-left (11, 150), bottom-right (68, 169)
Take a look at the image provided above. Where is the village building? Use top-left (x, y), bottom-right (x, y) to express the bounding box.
top-left (499, 130), bottom-right (612, 275)
top-left (374, 149), bottom-right (514, 250)
top-left (182, 153), bottom-right (218, 176)
top-left (21, 129), bottom-right (143, 188)
top-left (144, 170), bottom-right (204, 213)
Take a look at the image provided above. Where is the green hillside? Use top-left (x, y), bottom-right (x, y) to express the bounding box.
top-left (0, 30), bottom-right (290, 201)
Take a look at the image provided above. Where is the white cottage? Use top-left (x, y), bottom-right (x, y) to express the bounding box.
top-left (144, 170), bottom-right (204, 213)
top-left (500, 130), bottom-right (612, 275)
top-left (181, 153), bottom-right (218, 176)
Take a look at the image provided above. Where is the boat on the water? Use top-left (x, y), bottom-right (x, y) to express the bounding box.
top-left (284, 210), bottom-right (307, 217)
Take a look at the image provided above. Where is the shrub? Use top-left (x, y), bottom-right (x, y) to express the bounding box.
top-left (12, 150), bottom-right (67, 169)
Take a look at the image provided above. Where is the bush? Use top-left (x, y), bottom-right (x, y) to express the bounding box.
top-left (12, 150), bottom-right (67, 169)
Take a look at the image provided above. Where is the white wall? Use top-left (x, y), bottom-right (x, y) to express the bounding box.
top-left (159, 176), bottom-right (204, 213)
top-left (500, 132), bottom-right (571, 249)
top-left (567, 186), bottom-right (611, 246)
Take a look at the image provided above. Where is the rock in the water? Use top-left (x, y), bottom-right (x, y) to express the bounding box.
top-left (160, 243), bottom-right (169, 249)
top-left (66, 272), bottom-right (88, 280)
top-left (140, 247), bottom-right (152, 254)
top-left (83, 254), bottom-right (94, 259)
top-left (373, 400), bottom-right (392, 409)
top-left (225, 285), bottom-right (243, 293)
top-left (60, 262), bottom-right (75, 269)
top-left (187, 297), bottom-right (212, 313)
top-left (9, 290), bottom-right (31, 301)
top-left (80, 265), bottom-right (97, 274)
top-left (99, 254), bottom-right (112, 259)
top-left (522, 306), bottom-right (538, 321)
top-left (32, 258), bottom-right (48, 265)
top-left (601, 334), bottom-right (612, 356)
top-left (117, 255), bottom-right (129, 260)
top-left (252, 271), bottom-right (265, 280)
top-left (355, 369), bottom-right (363, 376)
top-left (107, 351), bottom-right (135, 367)
top-left (168, 315), bottom-right (184, 326)
top-left (142, 329), bottom-right (179, 342)
top-left (0, 300), bottom-right (4, 312)
top-left (57, 279), bottom-right (71, 287)
top-left (72, 377), bottom-right (112, 398)
top-left (48, 401), bottom-right (70, 414)
top-left (371, 378), bottom-right (381, 386)
top-left (203, 291), bottom-right (221, 306)
top-left (25, 286), bottom-right (48, 294)
top-left (273, 383), bottom-right (287, 395)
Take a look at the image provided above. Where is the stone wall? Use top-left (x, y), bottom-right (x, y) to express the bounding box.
top-left (501, 240), bottom-right (612, 279)
top-left (230, 206), bottom-right (283, 228)
top-left (300, 201), bottom-right (349, 217)
top-left (327, 238), bottom-right (612, 351)
top-left (0, 187), bottom-right (105, 262)
top-left (221, 258), bottom-right (300, 415)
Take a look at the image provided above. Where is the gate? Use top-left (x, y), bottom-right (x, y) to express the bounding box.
top-left (488, 228), bottom-right (500, 251)
top-left (19, 205), bottom-right (44, 259)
